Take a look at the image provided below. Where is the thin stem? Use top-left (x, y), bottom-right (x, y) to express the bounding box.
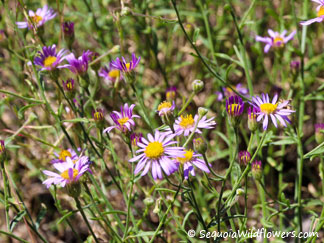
top-left (148, 181), bottom-right (182, 243)
top-left (177, 92), bottom-right (195, 116)
top-left (74, 197), bottom-right (99, 243)
top-left (1, 166), bottom-right (10, 231)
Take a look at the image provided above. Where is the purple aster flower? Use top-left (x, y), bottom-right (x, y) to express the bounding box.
top-left (238, 151), bottom-right (251, 166)
top-left (174, 149), bottom-right (210, 179)
top-left (33, 45), bottom-right (67, 71)
top-left (103, 104), bottom-right (140, 134)
top-left (166, 86), bottom-right (177, 101)
top-left (16, 5), bottom-right (56, 29)
top-left (171, 114), bottom-right (216, 136)
top-left (250, 94), bottom-right (295, 130)
top-left (51, 148), bottom-right (80, 164)
top-left (226, 95), bottom-right (244, 117)
top-left (62, 50), bottom-right (92, 75)
top-left (216, 84), bottom-right (248, 101)
top-left (157, 101), bottom-right (175, 117)
top-left (129, 130), bottom-right (184, 180)
top-left (256, 29), bottom-right (296, 53)
top-left (99, 63), bottom-right (123, 84)
top-left (301, 0), bottom-right (324, 25)
top-left (110, 53), bottom-right (141, 73)
top-left (43, 156), bottom-right (91, 188)
top-left (130, 133), bottom-right (143, 147)
top-left (62, 21), bottom-right (74, 37)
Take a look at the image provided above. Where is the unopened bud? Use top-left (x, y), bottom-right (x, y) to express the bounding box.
top-left (193, 137), bottom-right (207, 154)
top-left (248, 106), bottom-right (258, 132)
top-left (238, 151), bottom-right (251, 166)
top-left (143, 197), bottom-right (154, 206)
top-left (0, 140), bottom-right (6, 165)
top-left (315, 124), bottom-right (324, 144)
top-left (198, 107), bottom-right (208, 118)
top-left (251, 160), bottom-right (262, 181)
top-left (192, 79), bottom-right (204, 94)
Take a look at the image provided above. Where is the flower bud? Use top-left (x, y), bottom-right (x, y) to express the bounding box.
top-left (0, 140), bottom-right (6, 165)
top-left (198, 107), bottom-right (208, 118)
top-left (0, 30), bottom-right (6, 46)
top-left (193, 137), bottom-right (207, 154)
top-left (153, 198), bottom-right (162, 214)
top-left (62, 79), bottom-right (76, 99)
top-left (248, 106), bottom-right (258, 132)
top-left (62, 22), bottom-right (74, 49)
top-left (315, 124), bottom-right (324, 144)
top-left (251, 160), bottom-right (262, 181)
top-left (192, 79), bottom-right (204, 94)
top-left (166, 86), bottom-right (177, 101)
top-left (143, 197), bottom-right (154, 206)
top-left (238, 151), bottom-right (251, 166)
top-left (226, 95), bottom-right (244, 126)
top-left (290, 60), bottom-right (300, 76)
top-left (130, 133), bottom-right (143, 147)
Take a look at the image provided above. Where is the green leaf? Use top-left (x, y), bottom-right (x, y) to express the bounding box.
top-left (61, 118), bottom-right (89, 123)
top-left (18, 104), bottom-right (41, 120)
top-left (10, 210), bottom-right (26, 232)
top-left (304, 141), bottom-right (324, 159)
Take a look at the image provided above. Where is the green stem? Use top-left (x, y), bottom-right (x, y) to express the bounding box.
top-left (148, 181), bottom-right (182, 243)
top-left (74, 197), bottom-right (99, 243)
top-left (1, 166), bottom-right (10, 231)
top-left (177, 92), bottom-right (195, 116)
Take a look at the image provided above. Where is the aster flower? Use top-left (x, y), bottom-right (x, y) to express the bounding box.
top-left (250, 94), bottom-right (295, 130)
top-left (226, 96), bottom-right (244, 117)
top-left (238, 151), bottom-right (251, 166)
top-left (129, 130), bottom-right (184, 180)
top-left (62, 50), bottom-right (92, 75)
top-left (157, 101), bottom-right (175, 117)
top-left (110, 53), bottom-right (141, 73)
top-left (43, 156), bottom-right (91, 188)
top-left (166, 86), bottom-right (177, 101)
top-left (34, 45), bottom-right (67, 71)
top-left (300, 0), bottom-right (324, 25)
top-left (99, 64), bottom-right (122, 84)
top-left (216, 84), bottom-right (248, 101)
top-left (175, 149), bottom-right (210, 179)
top-left (16, 5), bottom-right (56, 29)
top-left (256, 29), bottom-right (296, 53)
top-left (171, 114), bottom-right (216, 136)
top-left (103, 104), bottom-right (140, 134)
top-left (51, 148), bottom-right (79, 164)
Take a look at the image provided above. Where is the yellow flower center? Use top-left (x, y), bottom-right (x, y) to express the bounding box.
top-left (227, 104), bottom-right (242, 115)
top-left (145, 142), bottom-right (164, 159)
top-left (94, 112), bottom-right (103, 121)
top-left (44, 56), bottom-right (57, 67)
top-left (179, 114), bottom-right (195, 129)
top-left (249, 112), bottom-right (257, 120)
top-left (118, 117), bottom-right (129, 126)
top-left (273, 36), bottom-right (284, 46)
top-left (318, 6), bottom-right (324, 17)
top-left (177, 149), bottom-right (194, 164)
top-left (66, 81), bottom-right (73, 90)
top-left (125, 63), bottom-right (131, 71)
top-left (0, 144), bottom-right (4, 153)
top-left (59, 150), bottom-right (72, 161)
top-left (166, 91), bottom-right (176, 100)
top-left (61, 168), bottom-right (79, 180)
top-left (109, 69), bottom-right (120, 79)
top-left (260, 103), bottom-right (278, 115)
top-left (158, 101), bottom-right (172, 111)
top-left (31, 15), bottom-right (43, 24)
